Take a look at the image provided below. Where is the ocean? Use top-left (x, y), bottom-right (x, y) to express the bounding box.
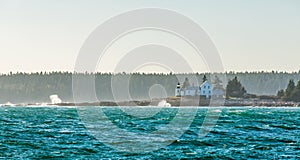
top-left (0, 106), bottom-right (299, 159)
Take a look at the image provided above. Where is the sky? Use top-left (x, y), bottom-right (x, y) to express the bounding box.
top-left (0, 0), bottom-right (300, 73)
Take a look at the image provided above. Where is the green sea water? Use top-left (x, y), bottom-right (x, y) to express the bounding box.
top-left (0, 106), bottom-right (299, 159)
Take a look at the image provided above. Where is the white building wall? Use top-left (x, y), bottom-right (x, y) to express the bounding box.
top-left (175, 81), bottom-right (213, 98)
top-left (175, 89), bottom-right (178, 96)
top-left (180, 90), bottom-right (184, 96)
top-left (199, 81), bottom-right (213, 98)
top-left (185, 89), bottom-right (196, 96)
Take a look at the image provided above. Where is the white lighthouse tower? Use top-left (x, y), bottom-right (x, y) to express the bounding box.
top-left (175, 83), bottom-right (181, 97)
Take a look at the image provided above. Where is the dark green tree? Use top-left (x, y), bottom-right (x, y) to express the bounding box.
top-left (213, 76), bottom-right (223, 89)
top-left (202, 75), bottom-right (207, 82)
top-left (277, 89), bottom-right (285, 98)
top-left (226, 76), bottom-right (246, 98)
top-left (291, 80), bottom-right (300, 102)
top-left (182, 77), bottom-right (190, 89)
top-left (285, 79), bottom-right (295, 100)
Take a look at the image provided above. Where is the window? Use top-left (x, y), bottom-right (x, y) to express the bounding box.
top-left (203, 91), bottom-right (205, 94)
top-left (208, 86), bottom-right (210, 89)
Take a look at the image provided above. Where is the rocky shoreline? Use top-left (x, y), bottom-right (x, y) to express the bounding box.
top-left (2, 97), bottom-right (298, 107)
top-left (52, 97), bottom-right (299, 107)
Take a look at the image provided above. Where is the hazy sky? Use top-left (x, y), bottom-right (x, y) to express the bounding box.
top-left (0, 0), bottom-right (300, 73)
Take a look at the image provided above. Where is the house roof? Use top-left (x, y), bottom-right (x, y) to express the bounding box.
top-left (180, 81), bottom-right (212, 90)
top-left (200, 81), bottom-right (211, 87)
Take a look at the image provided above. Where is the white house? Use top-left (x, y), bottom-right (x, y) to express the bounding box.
top-left (175, 80), bottom-right (213, 98)
top-left (199, 81), bottom-right (212, 98)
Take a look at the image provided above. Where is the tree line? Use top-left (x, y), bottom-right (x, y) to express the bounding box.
top-left (0, 71), bottom-right (299, 103)
top-left (277, 79), bottom-right (300, 102)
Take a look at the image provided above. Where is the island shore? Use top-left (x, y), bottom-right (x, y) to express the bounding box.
top-left (3, 97), bottom-right (297, 107)
top-left (50, 97), bottom-right (299, 107)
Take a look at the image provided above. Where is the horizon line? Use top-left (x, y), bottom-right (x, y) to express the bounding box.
top-left (1, 70), bottom-right (300, 75)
